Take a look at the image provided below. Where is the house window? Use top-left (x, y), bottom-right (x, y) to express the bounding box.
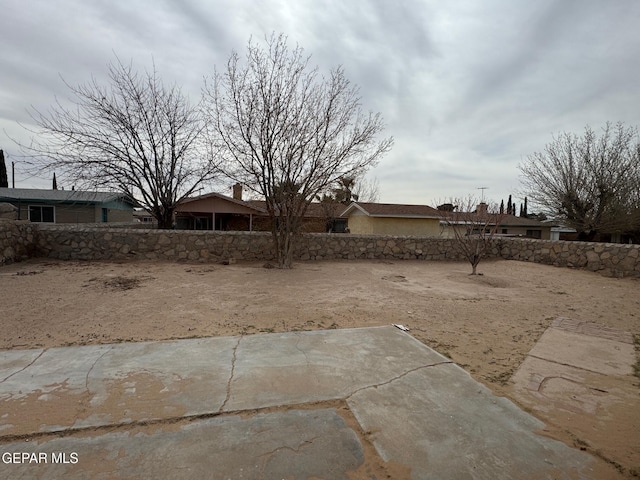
top-left (502, 229), bottom-right (508, 234)
top-left (29, 205), bottom-right (55, 223)
top-left (526, 229), bottom-right (542, 239)
top-left (102, 208), bottom-right (108, 222)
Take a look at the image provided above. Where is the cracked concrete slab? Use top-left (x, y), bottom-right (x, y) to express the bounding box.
top-left (0, 349), bottom-right (47, 385)
top-left (510, 318), bottom-right (639, 474)
top-left (1, 338), bottom-right (236, 436)
top-left (512, 319), bottom-right (637, 408)
top-left (0, 326), bottom-right (602, 479)
top-left (223, 327), bottom-right (450, 411)
top-left (348, 363), bottom-right (597, 479)
top-left (529, 329), bottom-right (634, 376)
top-left (0, 408), bottom-right (363, 480)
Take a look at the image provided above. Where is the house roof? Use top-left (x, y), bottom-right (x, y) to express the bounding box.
top-left (247, 200), bottom-right (347, 218)
top-left (340, 200), bottom-right (555, 228)
top-left (177, 190), bottom-right (347, 218)
top-left (341, 202), bottom-right (442, 219)
top-left (178, 192), bottom-right (267, 213)
top-left (0, 187), bottom-right (135, 205)
top-left (496, 215), bottom-right (556, 227)
top-left (436, 210), bottom-right (555, 228)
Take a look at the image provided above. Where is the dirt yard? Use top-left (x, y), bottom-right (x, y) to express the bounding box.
top-left (1, 258), bottom-right (639, 477)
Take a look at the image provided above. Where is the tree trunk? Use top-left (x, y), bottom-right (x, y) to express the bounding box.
top-left (471, 262), bottom-right (478, 275)
top-left (274, 231), bottom-right (294, 268)
top-left (577, 230), bottom-right (597, 241)
top-left (156, 208), bottom-right (174, 230)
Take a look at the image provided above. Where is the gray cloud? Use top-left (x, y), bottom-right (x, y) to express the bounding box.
top-left (1, 0), bottom-right (638, 205)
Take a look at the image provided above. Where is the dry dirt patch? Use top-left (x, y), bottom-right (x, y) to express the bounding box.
top-left (1, 258), bottom-right (639, 476)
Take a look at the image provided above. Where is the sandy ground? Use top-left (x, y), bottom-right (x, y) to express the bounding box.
top-left (1, 258), bottom-right (639, 477)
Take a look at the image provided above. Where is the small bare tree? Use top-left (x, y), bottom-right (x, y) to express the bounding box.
top-left (352, 175), bottom-right (380, 204)
top-left (17, 59), bottom-right (217, 229)
top-left (204, 34), bottom-right (392, 267)
top-left (439, 197), bottom-right (505, 275)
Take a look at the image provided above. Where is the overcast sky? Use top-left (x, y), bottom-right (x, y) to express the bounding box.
top-left (1, 0), bottom-right (639, 208)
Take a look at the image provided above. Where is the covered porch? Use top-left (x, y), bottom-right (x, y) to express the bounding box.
top-left (175, 191), bottom-right (266, 231)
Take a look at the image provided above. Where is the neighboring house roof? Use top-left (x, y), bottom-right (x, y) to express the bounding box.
top-left (436, 211), bottom-right (555, 228)
top-left (497, 215), bottom-right (556, 227)
top-left (178, 192), bottom-right (267, 213)
top-left (177, 191), bottom-right (347, 219)
top-left (0, 187), bottom-right (136, 206)
top-left (341, 202), bottom-right (442, 219)
top-left (246, 200), bottom-right (347, 218)
top-left (549, 223), bottom-right (577, 233)
top-left (339, 201), bottom-right (555, 228)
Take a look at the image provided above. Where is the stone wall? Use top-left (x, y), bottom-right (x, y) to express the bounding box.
top-left (0, 220), bottom-right (40, 265)
top-left (497, 238), bottom-right (640, 278)
top-left (32, 225), bottom-right (476, 263)
top-left (1, 221), bottom-right (639, 277)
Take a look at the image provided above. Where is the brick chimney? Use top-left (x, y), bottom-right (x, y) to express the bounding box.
top-left (476, 202), bottom-right (488, 215)
top-left (232, 183), bottom-right (242, 200)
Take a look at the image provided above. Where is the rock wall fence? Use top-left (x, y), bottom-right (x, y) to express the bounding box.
top-left (1, 221), bottom-right (638, 277)
top-left (497, 238), bottom-right (639, 278)
top-left (0, 220), bottom-right (41, 265)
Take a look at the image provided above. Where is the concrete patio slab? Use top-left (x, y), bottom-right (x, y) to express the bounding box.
top-left (223, 327), bottom-right (450, 411)
top-left (0, 409), bottom-right (363, 480)
top-left (348, 364), bottom-right (592, 480)
top-left (1, 326), bottom-right (602, 479)
top-left (526, 319), bottom-right (635, 376)
top-left (0, 338), bottom-right (237, 436)
top-left (510, 318), bottom-right (639, 474)
top-left (511, 318), bottom-right (637, 409)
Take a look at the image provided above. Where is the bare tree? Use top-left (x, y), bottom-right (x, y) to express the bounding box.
top-left (519, 122), bottom-right (640, 240)
top-left (329, 174), bottom-right (379, 204)
top-left (439, 197), bottom-right (505, 275)
top-left (350, 174), bottom-right (380, 203)
top-left (204, 34), bottom-right (393, 267)
top-left (332, 176), bottom-right (358, 204)
top-left (18, 59), bottom-right (217, 229)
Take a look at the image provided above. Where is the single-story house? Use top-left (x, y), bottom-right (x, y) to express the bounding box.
top-left (175, 189), bottom-right (267, 231)
top-left (175, 184), bottom-right (347, 232)
top-left (436, 203), bottom-right (555, 239)
top-left (341, 201), bottom-right (555, 239)
top-left (133, 209), bottom-right (156, 224)
top-left (0, 187), bottom-right (136, 224)
top-left (440, 215), bottom-right (552, 240)
top-left (340, 202), bottom-right (442, 236)
top-left (492, 215), bottom-right (555, 239)
top-left (548, 224), bottom-right (577, 241)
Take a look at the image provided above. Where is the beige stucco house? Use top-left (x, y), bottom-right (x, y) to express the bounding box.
top-left (341, 202), bottom-right (442, 236)
top-left (342, 201), bottom-right (555, 239)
